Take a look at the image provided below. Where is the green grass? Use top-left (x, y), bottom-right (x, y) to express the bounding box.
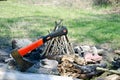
top-left (0, 1), bottom-right (120, 48)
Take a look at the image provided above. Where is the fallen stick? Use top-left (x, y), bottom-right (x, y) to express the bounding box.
top-left (65, 35), bottom-right (74, 54)
top-left (96, 67), bottom-right (120, 75)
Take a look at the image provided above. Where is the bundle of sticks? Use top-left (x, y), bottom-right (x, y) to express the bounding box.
top-left (42, 20), bottom-right (75, 58)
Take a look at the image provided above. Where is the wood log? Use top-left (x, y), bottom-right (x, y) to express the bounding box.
top-left (42, 20), bottom-right (75, 58)
top-left (96, 67), bottom-right (120, 75)
top-left (65, 35), bottom-right (75, 54)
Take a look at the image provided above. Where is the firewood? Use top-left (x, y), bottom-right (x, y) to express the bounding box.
top-left (74, 54), bottom-right (86, 65)
top-left (61, 54), bottom-right (86, 65)
top-left (96, 67), bottom-right (120, 75)
top-left (62, 54), bottom-right (75, 62)
top-left (42, 20), bottom-right (75, 58)
top-left (57, 60), bottom-right (83, 78)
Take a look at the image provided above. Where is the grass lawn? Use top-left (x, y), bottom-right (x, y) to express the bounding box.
top-left (0, 1), bottom-right (120, 48)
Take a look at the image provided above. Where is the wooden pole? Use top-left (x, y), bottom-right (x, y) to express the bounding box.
top-left (96, 67), bottom-right (120, 75)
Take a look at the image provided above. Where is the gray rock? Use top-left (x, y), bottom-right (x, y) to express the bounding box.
top-left (0, 49), bottom-right (9, 63)
top-left (80, 45), bottom-right (91, 52)
top-left (0, 49), bottom-right (9, 56)
top-left (91, 46), bottom-right (98, 55)
top-left (12, 39), bottom-right (32, 49)
top-left (27, 63), bottom-right (59, 75)
top-left (26, 58), bottom-right (59, 75)
top-left (0, 70), bottom-right (79, 80)
top-left (40, 58), bottom-right (58, 69)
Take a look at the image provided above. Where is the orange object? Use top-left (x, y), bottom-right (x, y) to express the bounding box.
top-left (14, 26), bottom-right (68, 57)
top-left (11, 26), bottom-right (68, 72)
top-left (18, 39), bottom-right (44, 56)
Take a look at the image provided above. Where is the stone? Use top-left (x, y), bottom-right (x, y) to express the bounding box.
top-left (0, 49), bottom-right (9, 56)
top-left (11, 39), bottom-right (32, 49)
top-left (99, 43), bottom-right (111, 50)
top-left (80, 45), bottom-right (91, 52)
top-left (97, 49), bottom-right (104, 55)
top-left (74, 46), bottom-right (84, 57)
top-left (84, 52), bottom-right (102, 63)
top-left (112, 57), bottom-right (120, 69)
top-left (91, 46), bottom-right (98, 55)
top-left (0, 49), bottom-right (9, 63)
top-left (114, 50), bottom-right (120, 55)
top-left (0, 69), bottom-right (82, 80)
top-left (40, 58), bottom-right (58, 69)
